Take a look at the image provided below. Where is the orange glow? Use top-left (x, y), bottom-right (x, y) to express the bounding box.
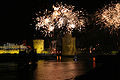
top-left (57, 56), bottom-right (61, 62)
top-left (93, 62), bottom-right (96, 68)
top-left (59, 56), bottom-right (61, 61)
top-left (93, 48), bottom-right (95, 50)
top-left (93, 57), bottom-right (96, 62)
top-left (93, 57), bottom-right (96, 68)
top-left (27, 45), bottom-right (31, 49)
top-left (57, 56), bottom-right (59, 61)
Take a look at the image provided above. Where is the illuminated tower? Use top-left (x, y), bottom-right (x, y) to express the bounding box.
top-left (33, 39), bottom-right (44, 53)
top-left (62, 33), bottom-right (76, 55)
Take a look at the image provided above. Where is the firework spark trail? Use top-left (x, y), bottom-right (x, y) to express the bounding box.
top-left (35, 3), bottom-right (88, 36)
top-left (96, 3), bottom-right (120, 32)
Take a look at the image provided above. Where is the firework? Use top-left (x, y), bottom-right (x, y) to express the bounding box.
top-left (96, 3), bottom-right (120, 32)
top-left (34, 3), bottom-right (88, 36)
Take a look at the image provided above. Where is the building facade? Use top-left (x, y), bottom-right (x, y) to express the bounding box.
top-left (33, 39), bottom-right (44, 54)
top-left (62, 33), bottom-right (76, 55)
top-left (0, 43), bottom-right (27, 54)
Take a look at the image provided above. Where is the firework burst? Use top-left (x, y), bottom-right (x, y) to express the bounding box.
top-left (34, 3), bottom-right (88, 36)
top-left (96, 2), bottom-right (120, 32)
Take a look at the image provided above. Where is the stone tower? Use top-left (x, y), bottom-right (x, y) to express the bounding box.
top-left (33, 39), bottom-right (44, 53)
top-left (62, 33), bottom-right (76, 55)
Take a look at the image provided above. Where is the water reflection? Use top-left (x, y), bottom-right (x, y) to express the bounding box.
top-left (0, 57), bottom-right (94, 80)
top-left (57, 56), bottom-right (62, 62)
top-left (93, 57), bottom-right (96, 68)
top-left (34, 57), bottom-right (93, 80)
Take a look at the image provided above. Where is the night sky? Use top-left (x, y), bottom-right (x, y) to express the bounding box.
top-left (0, 0), bottom-right (116, 42)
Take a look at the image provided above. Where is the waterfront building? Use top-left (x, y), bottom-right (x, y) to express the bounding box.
top-left (62, 33), bottom-right (76, 55)
top-left (33, 39), bottom-right (48, 54)
top-left (0, 43), bottom-right (27, 54)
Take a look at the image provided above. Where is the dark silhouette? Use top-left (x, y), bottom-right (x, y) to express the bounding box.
top-left (75, 55), bottom-right (120, 80)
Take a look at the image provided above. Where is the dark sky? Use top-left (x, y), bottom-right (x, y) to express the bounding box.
top-left (0, 0), bottom-right (115, 42)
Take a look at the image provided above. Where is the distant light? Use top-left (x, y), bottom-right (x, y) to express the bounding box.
top-left (93, 57), bottom-right (95, 62)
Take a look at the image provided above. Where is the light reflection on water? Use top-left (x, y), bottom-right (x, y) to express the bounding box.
top-left (34, 58), bottom-right (93, 80)
top-left (0, 57), bottom-right (94, 80)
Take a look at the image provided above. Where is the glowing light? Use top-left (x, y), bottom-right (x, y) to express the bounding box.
top-left (69, 24), bottom-right (75, 28)
top-left (57, 56), bottom-right (59, 61)
top-left (34, 3), bottom-right (88, 36)
top-left (48, 26), bottom-right (54, 32)
top-left (93, 57), bottom-right (96, 62)
top-left (93, 61), bottom-right (96, 68)
top-left (59, 56), bottom-right (61, 61)
top-left (89, 48), bottom-right (92, 53)
top-left (33, 40), bottom-right (44, 53)
top-left (93, 57), bottom-right (96, 68)
top-left (96, 3), bottom-right (120, 32)
top-left (44, 18), bottom-right (50, 24)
